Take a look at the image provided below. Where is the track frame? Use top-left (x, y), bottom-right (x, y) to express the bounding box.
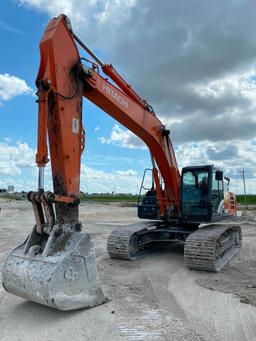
top-left (107, 221), bottom-right (242, 272)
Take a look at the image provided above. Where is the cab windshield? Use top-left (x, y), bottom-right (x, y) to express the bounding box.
top-left (181, 170), bottom-right (209, 217)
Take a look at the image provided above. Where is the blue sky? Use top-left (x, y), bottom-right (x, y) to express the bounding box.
top-left (0, 1), bottom-right (255, 194)
top-left (0, 1), bottom-right (151, 193)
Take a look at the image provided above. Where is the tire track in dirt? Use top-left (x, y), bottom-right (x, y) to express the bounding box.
top-left (101, 260), bottom-right (173, 340)
top-left (101, 254), bottom-right (204, 341)
top-left (168, 269), bottom-right (256, 341)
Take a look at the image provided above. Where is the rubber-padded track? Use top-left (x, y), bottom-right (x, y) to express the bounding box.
top-left (184, 224), bottom-right (242, 272)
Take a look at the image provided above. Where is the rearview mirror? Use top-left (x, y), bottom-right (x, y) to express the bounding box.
top-left (215, 171), bottom-right (223, 181)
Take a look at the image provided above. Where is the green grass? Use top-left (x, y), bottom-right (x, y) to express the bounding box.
top-left (0, 193), bottom-right (26, 200)
top-left (1, 192), bottom-right (256, 205)
top-left (236, 194), bottom-right (256, 205)
top-left (82, 194), bottom-right (256, 206)
top-left (80, 194), bottom-right (139, 202)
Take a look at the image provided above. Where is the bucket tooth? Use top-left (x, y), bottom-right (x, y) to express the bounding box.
top-left (2, 224), bottom-right (106, 311)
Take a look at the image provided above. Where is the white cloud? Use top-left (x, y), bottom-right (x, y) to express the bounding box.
top-left (175, 139), bottom-right (256, 194)
top-left (18, 1), bottom-right (256, 144)
top-left (0, 73), bottom-right (33, 101)
top-left (94, 126), bottom-right (100, 132)
top-left (116, 169), bottom-right (137, 176)
top-left (0, 138), bottom-right (253, 194)
top-left (97, 124), bottom-right (256, 193)
top-left (0, 139), bottom-right (142, 193)
top-left (80, 164), bottom-right (140, 193)
top-left (0, 140), bottom-right (36, 191)
top-left (98, 124), bottom-right (145, 149)
top-left (194, 71), bottom-right (256, 101)
top-left (19, 0), bottom-right (137, 29)
top-left (0, 141), bottom-right (35, 176)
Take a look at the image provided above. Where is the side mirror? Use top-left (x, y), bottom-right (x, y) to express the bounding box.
top-left (215, 171), bottom-right (223, 181)
top-left (224, 176), bottom-right (230, 184)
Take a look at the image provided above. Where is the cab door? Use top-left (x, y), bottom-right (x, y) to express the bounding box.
top-left (181, 168), bottom-right (211, 220)
top-left (211, 170), bottom-right (224, 216)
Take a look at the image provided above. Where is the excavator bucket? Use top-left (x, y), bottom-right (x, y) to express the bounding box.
top-left (2, 224), bottom-right (106, 311)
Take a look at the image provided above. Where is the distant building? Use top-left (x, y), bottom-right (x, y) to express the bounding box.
top-left (7, 185), bottom-right (14, 193)
top-left (0, 189), bottom-right (7, 194)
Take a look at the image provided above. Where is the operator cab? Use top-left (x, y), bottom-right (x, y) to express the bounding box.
top-left (181, 165), bottom-right (230, 222)
top-left (138, 165), bottom-right (235, 223)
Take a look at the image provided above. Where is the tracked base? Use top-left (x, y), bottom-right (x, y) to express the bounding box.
top-left (107, 222), bottom-right (242, 272)
top-left (3, 224), bottom-right (106, 311)
top-left (107, 222), bottom-right (192, 260)
top-left (184, 224), bottom-right (242, 272)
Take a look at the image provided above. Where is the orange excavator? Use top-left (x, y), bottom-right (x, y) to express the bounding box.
top-left (2, 15), bottom-right (242, 311)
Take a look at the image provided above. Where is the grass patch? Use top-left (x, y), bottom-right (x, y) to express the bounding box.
top-left (80, 194), bottom-right (139, 202)
top-left (1, 193), bottom-right (255, 205)
top-left (236, 194), bottom-right (256, 205)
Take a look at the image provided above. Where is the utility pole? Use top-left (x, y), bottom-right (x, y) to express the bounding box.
top-left (242, 170), bottom-right (247, 204)
top-left (113, 172), bottom-right (117, 195)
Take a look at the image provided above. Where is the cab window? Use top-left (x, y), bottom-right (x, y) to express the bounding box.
top-left (212, 171), bottom-right (224, 214)
top-left (182, 170), bottom-right (209, 216)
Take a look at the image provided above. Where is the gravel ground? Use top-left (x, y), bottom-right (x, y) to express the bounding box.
top-left (0, 199), bottom-right (256, 341)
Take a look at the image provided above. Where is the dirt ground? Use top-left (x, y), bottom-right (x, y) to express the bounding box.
top-left (0, 199), bottom-right (256, 341)
top-left (196, 211), bottom-right (256, 307)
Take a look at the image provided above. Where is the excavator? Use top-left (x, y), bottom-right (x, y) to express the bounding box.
top-left (2, 14), bottom-right (242, 311)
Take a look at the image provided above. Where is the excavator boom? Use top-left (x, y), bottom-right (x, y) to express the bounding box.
top-left (37, 15), bottom-right (180, 218)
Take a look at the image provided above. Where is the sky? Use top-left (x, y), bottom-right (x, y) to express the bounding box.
top-left (0, 0), bottom-right (255, 194)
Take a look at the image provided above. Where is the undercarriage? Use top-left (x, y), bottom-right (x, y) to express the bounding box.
top-left (107, 221), bottom-right (242, 272)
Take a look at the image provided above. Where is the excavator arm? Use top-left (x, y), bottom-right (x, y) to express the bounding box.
top-left (35, 15), bottom-right (84, 226)
top-left (36, 14), bottom-right (180, 220)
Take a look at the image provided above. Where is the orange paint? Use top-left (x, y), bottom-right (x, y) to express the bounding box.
top-left (35, 14), bottom-right (180, 218)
